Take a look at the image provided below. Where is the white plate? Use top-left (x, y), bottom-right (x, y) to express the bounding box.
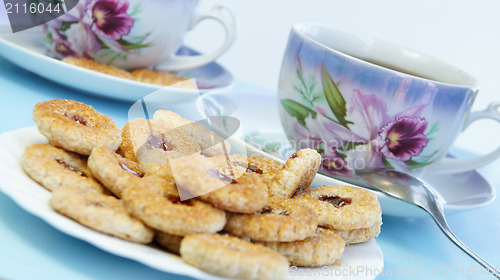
top-left (0, 126), bottom-right (383, 280)
top-left (0, 29), bottom-right (234, 102)
top-left (197, 90), bottom-right (497, 218)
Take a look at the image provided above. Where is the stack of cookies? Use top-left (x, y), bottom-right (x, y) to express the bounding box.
top-left (21, 98), bottom-right (382, 280)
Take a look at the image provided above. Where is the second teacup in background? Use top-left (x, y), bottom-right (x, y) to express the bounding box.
top-left (278, 23), bottom-right (500, 179)
top-left (40, 0), bottom-right (237, 71)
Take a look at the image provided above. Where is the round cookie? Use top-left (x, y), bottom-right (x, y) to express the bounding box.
top-left (224, 196), bottom-right (318, 242)
top-left (153, 110), bottom-right (231, 157)
top-left (33, 99), bottom-right (121, 155)
top-left (88, 146), bottom-right (143, 197)
top-left (268, 148), bottom-right (321, 198)
top-left (50, 186), bottom-right (154, 244)
top-left (21, 144), bottom-right (105, 193)
top-left (122, 176), bottom-right (226, 236)
top-left (63, 57), bottom-right (134, 79)
top-left (294, 185), bottom-right (382, 231)
top-left (170, 153), bottom-right (268, 213)
top-left (334, 221), bottom-right (382, 245)
top-left (247, 156), bottom-right (284, 185)
top-left (180, 233), bottom-right (289, 280)
top-left (130, 68), bottom-right (188, 86)
top-left (258, 227), bottom-right (345, 267)
top-left (119, 117), bottom-right (200, 162)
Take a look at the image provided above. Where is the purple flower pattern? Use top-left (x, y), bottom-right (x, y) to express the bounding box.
top-left (88, 0), bottom-right (134, 40)
top-left (378, 117), bottom-right (428, 161)
top-left (284, 64), bottom-right (433, 176)
top-left (42, 0), bottom-right (146, 60)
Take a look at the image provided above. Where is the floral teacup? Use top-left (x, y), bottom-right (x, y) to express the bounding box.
top-left (278, 23), bottom-right (500, 179)
top-left (40, 0), bottom-right (237, 71)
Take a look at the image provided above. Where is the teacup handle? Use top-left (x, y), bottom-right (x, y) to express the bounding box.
top-left (157, 6), bottom-right (237, 71)
top-left (429, 102), bottom-right (500, 174)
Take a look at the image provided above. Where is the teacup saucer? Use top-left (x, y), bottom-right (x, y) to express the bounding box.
top-left (197, 90), bottom-right (496, 218)
top-left (0, 29), bottom-right (234, 102)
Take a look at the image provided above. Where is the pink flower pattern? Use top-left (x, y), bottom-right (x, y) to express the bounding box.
top-left (42, 0), bottom-right (142, 60)
top-left (87, 0), bottom-right (134, 40)
top-left (290, 87), bottom-right (430, 176)
top-left (378, 117), bottom-right (428, 161)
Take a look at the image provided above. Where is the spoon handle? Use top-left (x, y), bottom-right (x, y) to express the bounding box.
top-left (431, 212), bottom-right (500, 279)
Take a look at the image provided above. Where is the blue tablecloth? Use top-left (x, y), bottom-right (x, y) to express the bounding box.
top-left (0, 56), bottom-right (499, 280)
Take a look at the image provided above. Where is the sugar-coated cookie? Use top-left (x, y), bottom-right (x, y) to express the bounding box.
top-left (131, 68), bottom-right (189, 87)
top-left (63, 57), bottom-right (134, 79)
top-left (88, 146), bottom-right (143, 198)
top-left (153, 110), bottom-right (230, 157)
top-left (122, 176), bottom-right (226, 236)
top-left (170, 153), bottom-right (268, 213)
top-left (334, 221), bottom-right (382, 245)
top-left (50, 187), bottom-right (154, 243)
top-left (21, 144), bottom-right (105, 193)
top-left (268, 148), bottom-right (321, 198)
top-left (180, 233), bottom-right (289, 280)
top-left (155, 231), bottom-right (184, 255)
top-left (33, 99), bottom-right (121, 155)
top-left (258, 227), bottom-right (345, 266)
top-left (224, 196), bottom-right (318, 242)
top-left (294, 185), bottom-right (382, 230)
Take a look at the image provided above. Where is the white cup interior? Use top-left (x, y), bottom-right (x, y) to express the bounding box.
top-left (293, 23), bottom-right (477, 87)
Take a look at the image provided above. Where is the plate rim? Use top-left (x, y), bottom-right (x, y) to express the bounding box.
top-left (0, 126), bottom-right (384, 280)
top-left (0, 31), bottom-right (234, 101)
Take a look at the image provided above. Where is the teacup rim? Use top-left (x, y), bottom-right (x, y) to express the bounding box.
top-left (291, 22), bottom-right (479, 89)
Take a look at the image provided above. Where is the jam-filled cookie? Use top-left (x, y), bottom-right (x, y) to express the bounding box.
top-left (170, 153), bottom-right (268, 213)
top-left (118, 118), bottom-right (201, 183)
top-left (224, 196), bottom-right (318, 242)
top-left (180, 233), bottom-right (289, 280)
top-left (334, 221), bottom-right (382, 245)
top-left (229, 154), bottom-right (284, 186)
top-left (268, 148), bottom-right (321, 198)
top-left (118, 117), bottom-right (200, 162)
top-left (21, 144), bottom-right (105, 193)
top-left (88, 146), bottom-right (143, 198)
top-left (33, 99), bottom-right (121, 156)
top-left (50, 186), bottom-right (154, 244)
top-left (122, 176), bottom-right (226, 236)
top-left (294, 185), bottom-right (382, 231)
top-left (258, 227), bottom-right (345, 267)
top-left (153, 110), bottom-right (230, 157)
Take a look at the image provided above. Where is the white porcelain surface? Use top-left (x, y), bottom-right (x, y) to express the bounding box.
top-left (36, 1), bottom-right (236, 71)
top-left (197, 90), bottom-right (496, 218)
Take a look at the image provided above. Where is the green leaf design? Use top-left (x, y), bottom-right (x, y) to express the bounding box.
top-left (281, 99), bottom-right (317, 127)
top-left (129, 3), bottom-right (143, 18)
top-left (404, 159), bottom-right (430, 170)
top-left (405, 150), bottom-right (439, 170)
top-left (59, 21), bottom-right (77, 32)
top-left (117, 39), bottom-right (151, 51)
top-left (341, 141), bottom-right (368, 151)
top-left (383, 157), bottom-right (395, 169)
top-left (321, 63), bottom-right (352, 128)
top-left (425, 122), bottom-right (439, 142)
